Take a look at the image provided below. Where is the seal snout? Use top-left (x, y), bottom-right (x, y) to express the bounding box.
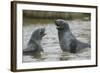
top-left (55, 19), bottom-right (65, 29)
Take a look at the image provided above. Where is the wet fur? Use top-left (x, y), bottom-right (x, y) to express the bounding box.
top-left (55, 19), bottom-right (90, 53)
top-left (23, 28), bottom-right (45, 55)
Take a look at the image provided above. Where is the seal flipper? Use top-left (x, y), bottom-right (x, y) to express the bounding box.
top-left (23, 42), bottom-right (43, 55)
top-left (23, 44), bottom-right (38, 55)
top-left (77, 40), bottom-right (91, 50)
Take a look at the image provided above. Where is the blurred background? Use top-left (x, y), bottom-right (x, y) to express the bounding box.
top-left (23, 10), bottom-right (91, 25)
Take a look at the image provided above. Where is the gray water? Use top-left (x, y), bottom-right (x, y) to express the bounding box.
top-left (22, 20), bottom-right (91, 63)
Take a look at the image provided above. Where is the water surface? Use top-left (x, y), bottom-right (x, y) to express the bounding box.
top-left (22, 20), bottom-right (91, 63)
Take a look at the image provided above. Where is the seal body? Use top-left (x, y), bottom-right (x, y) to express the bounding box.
top-left (55, 19), bottom-right (90, 53)
top-left (23, 28), bottom-right (46, 55)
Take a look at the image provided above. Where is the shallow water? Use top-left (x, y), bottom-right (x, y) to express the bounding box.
top-left (22, 20), bottom-right (91, 63)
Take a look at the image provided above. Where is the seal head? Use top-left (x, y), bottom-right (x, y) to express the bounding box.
top-left (55, 19), bottom-right (70, 31)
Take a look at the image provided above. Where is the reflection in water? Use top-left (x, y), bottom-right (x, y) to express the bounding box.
top-left (22, 20), bottom-right (91, 63)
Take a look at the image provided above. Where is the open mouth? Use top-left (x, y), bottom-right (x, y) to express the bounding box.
top-left (56, 25), bottom-right (61, 29)
top-left (55, 21), bottom-right (64, 29)
top-left (42, 33), bottom-right (46, 37)
top-left (56, 25), bottom-right (64, 29)
top-left (43, 33), bottom-right (46, 36)
top-left (40, 32), bottom-right (46, 37)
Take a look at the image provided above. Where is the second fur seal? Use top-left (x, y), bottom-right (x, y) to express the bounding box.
top-left (23, 28), bottom-right (46, 56)
top-left (55, 19), bottom-right (90, 53)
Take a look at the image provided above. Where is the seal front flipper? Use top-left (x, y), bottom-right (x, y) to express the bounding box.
top-left (23, 43), bottom-right (40, 55)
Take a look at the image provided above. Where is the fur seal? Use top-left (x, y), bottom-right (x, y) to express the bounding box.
top-left (23, 28), bottom-right (46, 56)
top-left (55, 19), bottom-right (90, 53)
